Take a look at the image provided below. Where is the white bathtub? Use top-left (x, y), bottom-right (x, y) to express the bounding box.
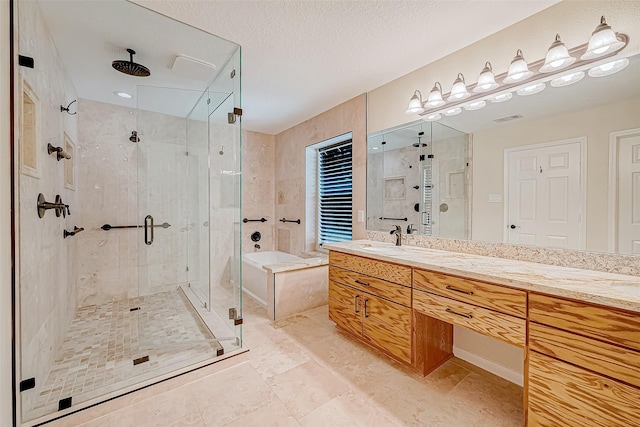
top-left (242, 251), bottom-right (302, 306)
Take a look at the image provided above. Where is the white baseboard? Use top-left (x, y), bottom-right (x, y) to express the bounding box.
top-left (453, 346), bottom-right (524, 387)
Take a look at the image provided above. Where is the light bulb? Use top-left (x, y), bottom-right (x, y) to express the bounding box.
top-left (550, 71), bottom-right (585, 87)
top-left (473, 62), bottom-right (499, 93)
top-left (444, 107), bottom-right (462, 116)
top-left (504, 50), bottom-right (533, 84)
top-left (517, 82), bottom-right (546, 96)
top-left (447, 73), bottom-right (470, 101)
top-left (425, 82), bottom-right (445, 108)
top-left (582, 16), bottom-right (625, 60)
top-left (540, 34), bottom-right (576, 72)
top-left (463, 100), bottom-right (486, 111)
top-left (488, 93), bottom-right (513, 103)
top-left (588, 57), bottom-right (629, 77)
top-left (405, 90), bottom-right (424, 114)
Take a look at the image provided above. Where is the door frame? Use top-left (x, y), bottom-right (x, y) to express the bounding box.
top-left (607, 128), bottom-right (640, 252)
top-left (503, 137), bottom-right (587, 249)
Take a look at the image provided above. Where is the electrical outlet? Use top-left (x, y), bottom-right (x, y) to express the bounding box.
top-left (488, 194), bottom-right (502, 203)
top-left (357, 210), bottom-right (365, 223)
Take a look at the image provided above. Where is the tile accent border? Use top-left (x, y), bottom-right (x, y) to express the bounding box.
top-left (367, 231), bottom-right (640, 277)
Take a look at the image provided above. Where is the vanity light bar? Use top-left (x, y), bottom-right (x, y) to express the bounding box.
top-left (406, 16), bottom-right (629, 118)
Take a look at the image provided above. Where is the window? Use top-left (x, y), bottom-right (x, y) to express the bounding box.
top-left (318, 139), bottom-right (352, 246)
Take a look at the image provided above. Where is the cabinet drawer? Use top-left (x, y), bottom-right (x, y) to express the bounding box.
top-left (528, 351), bottom-right (640, 427)
top-left (529, 293), bottom-right (640, 352)
top-left (529, 322), bottom-right (640, 389)
top-left (330, 266), bottom-right (411, 306)
top-left (413, 269), bottom-right (526, 317)
top-left (329, 251), bottom-right (411, 285)
top-left (413, 290), bottom-right (525, 348)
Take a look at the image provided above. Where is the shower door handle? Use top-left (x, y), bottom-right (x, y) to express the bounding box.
top-left (144, 215), bottom-right (154, 245)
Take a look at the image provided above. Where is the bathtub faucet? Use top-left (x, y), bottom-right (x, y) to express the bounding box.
top-left (390, 225), bottom-right (402, 246)
top-left (254, 244), bottom-right (260, 250)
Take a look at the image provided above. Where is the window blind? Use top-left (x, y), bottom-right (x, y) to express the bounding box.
top-left (318, 139), bottom-right (352, 245)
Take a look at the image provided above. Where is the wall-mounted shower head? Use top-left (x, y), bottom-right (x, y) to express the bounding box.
top-left (129, 131), bottom-right (140, 143)
top-left (112, 48), bottom-right (151, 77)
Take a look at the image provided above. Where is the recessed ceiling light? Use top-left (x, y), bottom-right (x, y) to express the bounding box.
top-left (114, 91), bottom-right (133, 99)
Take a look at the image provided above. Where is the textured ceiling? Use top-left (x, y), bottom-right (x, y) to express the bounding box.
top-left (133, 1), bottom-right (558, 134)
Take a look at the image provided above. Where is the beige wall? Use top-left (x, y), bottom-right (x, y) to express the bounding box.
top-left (274, 94), bottom-right (367, 256)
top-left (242, 130), bottom-right (276, 253)
top-left (473, 96), bottom-right (640, 252)
top-left (1, 0), bottom-right (13, 424)
top-left (368, 0), bottom-right (640, 134)
top-left (366, 0), bottom-right (640, 384)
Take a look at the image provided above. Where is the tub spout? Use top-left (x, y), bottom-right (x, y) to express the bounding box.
top-left (254, 244), bottom-right (261, 250)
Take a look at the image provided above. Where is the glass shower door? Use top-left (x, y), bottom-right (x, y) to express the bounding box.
top-left (136, 85), bottom-right (217, 349)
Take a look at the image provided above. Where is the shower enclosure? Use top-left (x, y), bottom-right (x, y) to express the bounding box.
top-left (14, 1), bottom-right (243, 424)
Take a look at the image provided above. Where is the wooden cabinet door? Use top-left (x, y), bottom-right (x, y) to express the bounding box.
top-left (328, 281), bottom-right (362, 338)
top-left (362, 293), bottom-right (412, 363)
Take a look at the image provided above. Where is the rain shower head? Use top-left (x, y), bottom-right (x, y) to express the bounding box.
top-left (112, 48), bottom-right (150, 77)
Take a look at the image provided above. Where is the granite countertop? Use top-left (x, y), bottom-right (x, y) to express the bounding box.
top-left (324, 240), bottom-right (640, 313)
top-left (263, 253), bottom-right (329, 274)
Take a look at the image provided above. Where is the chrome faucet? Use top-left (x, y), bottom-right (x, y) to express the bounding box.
top-left (390, 225), bottom-right (402, 246)
top-left (407, 224), bottom-right (416, 234)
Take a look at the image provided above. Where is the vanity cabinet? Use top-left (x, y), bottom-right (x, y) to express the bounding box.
top-left (326, 245), bottom-right (640, 426)
top-left (328, 252), bottom-right (412, 364)
top-left (527, 293), bottom-right (640, 426)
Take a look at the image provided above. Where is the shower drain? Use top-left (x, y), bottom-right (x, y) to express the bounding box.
top-left (133, 355), bottom-right (149, 366)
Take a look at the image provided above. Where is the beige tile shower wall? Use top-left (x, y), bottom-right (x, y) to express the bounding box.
top-left (242, 130), bottom-right (276, 253)
top-left (77, 99), bottom-right (189, 307)
top-left (77, 99), bottom-right (138, 307)
top-left (472, 96), bottom-right (640, 253)
top-left (17, 0), bottom-right (79, 412)
top-left (274, 94), bottom-right (367, 256)
top-left (367, 1), bottom-right (640, 134)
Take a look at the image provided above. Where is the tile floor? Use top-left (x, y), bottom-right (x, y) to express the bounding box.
top-left (29, 290), bottom-right (222, 421)
top-left (47, 295), bottom-right (523, 426)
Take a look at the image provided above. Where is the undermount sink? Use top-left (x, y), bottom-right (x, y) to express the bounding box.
top-left (359, 245), bottom-right (404, 253)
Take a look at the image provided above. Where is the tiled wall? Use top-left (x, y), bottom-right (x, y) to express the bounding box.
top-left (273, 94), bottom-right (368, 256)
top-left (76, 99), bottom-right (138, 306)
top-left (17, 0), bottom-right (79, 411)
top-left (242, 131), bottom-right (276, 253)
top-left (76, 99), bottom-right (192, 307)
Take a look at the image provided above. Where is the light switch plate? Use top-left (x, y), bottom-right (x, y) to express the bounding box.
top-left (357, 210), bottom-right (365, 222)
top-left (488, 194), bottom-right (502, 203)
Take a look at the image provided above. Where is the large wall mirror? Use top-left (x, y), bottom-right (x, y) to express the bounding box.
top-left (367, 53), bottom-right (640, 255)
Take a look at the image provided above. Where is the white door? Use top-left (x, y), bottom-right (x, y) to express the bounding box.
top-left (617, 132), bottom-right (640, 254)
top-left (505, 140), bottom-right (584, 249)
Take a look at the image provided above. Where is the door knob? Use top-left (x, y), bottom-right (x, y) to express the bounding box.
top-left (510, 224), bottom-right (517, 229)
